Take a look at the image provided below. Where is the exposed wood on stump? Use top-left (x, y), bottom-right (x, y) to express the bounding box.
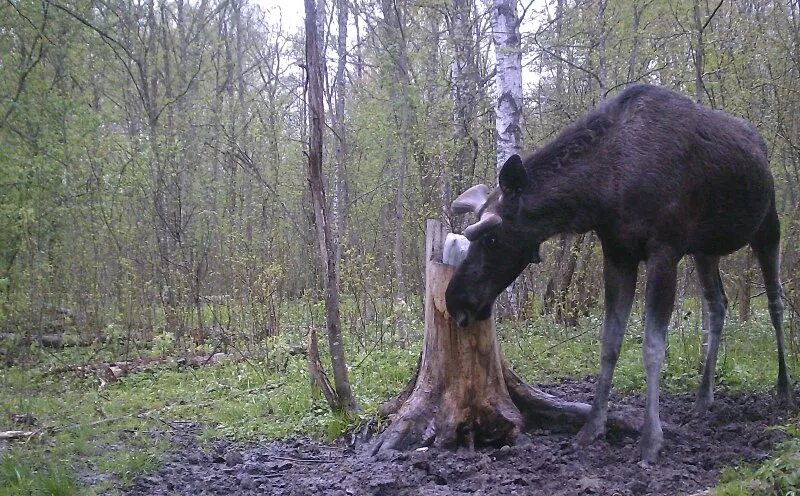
top-left (374, 220), bottom-right (638, 455)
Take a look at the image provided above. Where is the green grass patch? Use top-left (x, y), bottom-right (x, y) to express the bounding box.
top-left (0, 332), bottom-right (420, 493)
top-left (0, 453), bottom-right (78, 496)
top-left (717, 434), bottom-right (800, 495)
top-left (499, 309), bottom-right (785, 396)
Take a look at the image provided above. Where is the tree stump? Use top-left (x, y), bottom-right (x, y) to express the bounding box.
top-left (373, 220), bottom-right (637, 454)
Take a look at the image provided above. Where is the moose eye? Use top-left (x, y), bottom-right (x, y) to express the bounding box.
top-left (483, 235), bottom-right (497, 247)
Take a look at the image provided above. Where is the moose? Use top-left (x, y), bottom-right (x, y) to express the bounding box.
top-left (445, 84), bottom-right (793, 462)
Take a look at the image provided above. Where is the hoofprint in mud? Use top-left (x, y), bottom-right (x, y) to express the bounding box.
top-left (125, 380), bottom-right (791, 496)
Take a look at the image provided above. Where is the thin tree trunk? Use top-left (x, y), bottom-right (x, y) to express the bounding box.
top-left (394, 0), bottom-right (410, 347)
top-left (627, 1), bottom-right (642, 82)
top-left (738, 252), bottom-right (752, 322)
top-left (555, 233), bottom-right (586, 325)
top-left (352, 3), bottom-right (364, 79)
top-left (693, 0), bottom-right (706, 104)
top-left (332, 0), bottom-right (348, 267)
top-left (304, 0), bottom-right (357, 413)
top-left (693, 0), bottom-right (707, 356)
top-left (449, 0), bottom-right (479, 212)
top-left (595, 0), bottom-right (607, 96)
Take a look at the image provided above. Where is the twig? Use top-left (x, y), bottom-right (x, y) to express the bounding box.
top-left (269, 454), bottom-right (337, 464)
top-left (533, 323), bottom-right (600, 358)
top-left (702, 0), bottom-right (725, 32)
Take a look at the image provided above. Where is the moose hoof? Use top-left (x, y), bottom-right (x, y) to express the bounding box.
top-left (575, 419), bottom-right (605, 446)
top-left (639, 429), bottom-right (663, 464)
top-left (777, 391), bottom-right (795, 409)
top-left (692, 395), bottom-right (713, 416)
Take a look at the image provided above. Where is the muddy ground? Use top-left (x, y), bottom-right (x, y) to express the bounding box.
top-left (125, 378), bottom-right (793, 495)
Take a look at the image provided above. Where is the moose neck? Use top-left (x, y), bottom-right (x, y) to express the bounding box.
top-left (524, 157), bottom-right (609, 239)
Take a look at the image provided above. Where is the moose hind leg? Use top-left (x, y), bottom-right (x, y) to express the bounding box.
top-left (575, 255), bottom-right (637, 446)
top-left (751, 208), bottom-right (794, 407)
top-left (640, 250), bottom-right (678, 463)
top-left (694, 255), bottom-right (728, 413)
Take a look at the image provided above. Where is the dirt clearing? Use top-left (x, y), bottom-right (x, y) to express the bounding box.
top-left (124, 379), bottom-right (792, 495)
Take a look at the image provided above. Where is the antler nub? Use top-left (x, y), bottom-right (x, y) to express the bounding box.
top-left (452, 184), bottom-right (490, 215)
top-left (462, 213), bottom-right (501, 241)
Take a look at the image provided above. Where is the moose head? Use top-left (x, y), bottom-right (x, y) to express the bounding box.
top-left (445, 154), bottom-right (545, 327)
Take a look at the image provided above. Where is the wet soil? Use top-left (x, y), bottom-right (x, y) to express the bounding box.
top-left (125, 379), bottom-right (792, 495)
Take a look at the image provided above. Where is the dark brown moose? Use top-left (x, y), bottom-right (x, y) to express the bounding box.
top-left (445, 84), bottom-right (793, 463)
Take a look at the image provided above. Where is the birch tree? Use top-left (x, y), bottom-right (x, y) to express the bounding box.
top-left (491, 0), bottom-right (523, 173)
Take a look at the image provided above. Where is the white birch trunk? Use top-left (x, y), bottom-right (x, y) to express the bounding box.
top-left (492, 0), bottom-right (523, 315)
top-left (491, 0), bottom-right (523, 174)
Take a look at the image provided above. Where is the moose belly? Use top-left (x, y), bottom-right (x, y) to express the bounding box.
top-left (614, 178), bottom-right (771, 258)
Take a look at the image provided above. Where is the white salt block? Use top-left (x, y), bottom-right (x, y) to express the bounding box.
top-left (443, 233), bottom-right (470, 266)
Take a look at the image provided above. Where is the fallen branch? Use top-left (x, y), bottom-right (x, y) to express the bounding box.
top-left (0, 430), bottom-right (36, 440)
top-left (40, 351), bottom-right (249, 382)
top-left (269, 455), bottom-right (338, 464)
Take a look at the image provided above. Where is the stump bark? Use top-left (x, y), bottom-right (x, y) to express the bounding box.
top-left (373, 220), bottom-right (637, 454)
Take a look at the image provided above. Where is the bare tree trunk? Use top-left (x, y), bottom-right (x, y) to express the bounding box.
top-left (379, 0), bottom-right (411, 346)
top-left (352, 3), bottom-right (364, 79)
top-left (332, 0), bottom-right (348, 267)
top-left (627, 0), bottom-right (643, 82)
top-left (394, 1), bottom-right (410, 347)
top-left (693, 0), bottom-right (707, 356)
top-left (738, 251), bottom-right (752, 322)
top-left (693, 0), bottom-right (706, 104)
top-left (449, 0), bottom-right (479, 218)
top-left (304, 0), bottom-right (357, 413)
top-left (543, 234), bottom-right (569, 314)
top-left (595, 0), bottom-right (607, 96)
top-left (554, 0), bottom-right (565, 99)
top-left (555, 233), bottom-right (586, 325)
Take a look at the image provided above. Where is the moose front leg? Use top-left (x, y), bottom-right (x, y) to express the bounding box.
top-left (640, 251), bottom-right (678, 463)
top-left (575, 255), bottom-right (637, 446)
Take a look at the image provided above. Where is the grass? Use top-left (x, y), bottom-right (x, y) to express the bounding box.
top-left (0, 306), bottom-right (797, 494)
top-left (500, 309), bottom-right (787, 395)
top-left (1, 454), bottom-right (78, 496)
top-left (717, 436), bottom-right (800, 495)
top-left (0, 334), bottom-right (420, 495)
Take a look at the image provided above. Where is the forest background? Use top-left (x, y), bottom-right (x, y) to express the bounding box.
top-left (2, 0), bottom-right (800, 492)
top-left (3, 0), bottom-right (800, 366)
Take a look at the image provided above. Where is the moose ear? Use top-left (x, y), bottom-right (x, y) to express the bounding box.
top-left (498, 154), bottom-right (528, 196)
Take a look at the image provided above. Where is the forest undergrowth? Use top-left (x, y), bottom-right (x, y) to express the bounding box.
top-left (1, 306), bottom-right (798, 495)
